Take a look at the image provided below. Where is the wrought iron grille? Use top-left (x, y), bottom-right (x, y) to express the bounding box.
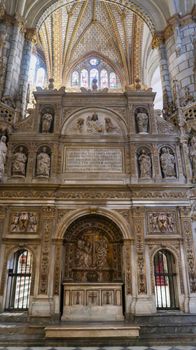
top-left (154, 249), bottom-right (179, 310)
top-left (5, 249), bottom-right (32, 310)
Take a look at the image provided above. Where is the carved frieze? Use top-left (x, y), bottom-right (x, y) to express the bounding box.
top-left (133, 208), bottom-right (147, 294)
top-left (39, 223), bottom-right (51, 294)
top-left (180, 207), bottom-right (196, 293)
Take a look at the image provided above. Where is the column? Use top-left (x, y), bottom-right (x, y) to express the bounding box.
top-left (18, 29), bottom-right (36, 118)
top-left (133, 207), bottom-right (156, 314)
top-left (4, 19), bottom-right (25, 97)
top-left (180, 207), bottom-right (196, 313)
top-left (152, 33), bottom-right (173, 106)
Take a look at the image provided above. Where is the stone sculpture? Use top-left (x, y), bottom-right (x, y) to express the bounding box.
top-left (105, 117), bottom-right (120, 134)
top-left (41, 113), bottom-right (53, 133)
top-left (160, 147), bottom-right (176, 178)
top-left (0, 135), bottom-right (7, 181)
top-left (36, 147), bottom-right (51, 177)
top-left (138, 149), bottom-right (152, 179)
top-left (190, 135), bottom-right (196, 182)
top-left (86, 113), bottom-right (104, 133)
top-left (136, 111), bottom-right (149, 133)
top-left (12, 146), bottom-right (27, 176)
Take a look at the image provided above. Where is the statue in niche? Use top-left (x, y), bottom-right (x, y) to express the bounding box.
top-left (41, 113), bottom-right (53, 133)
top-left (0, 135), bottom-right (7, 181)
top-left (136, 111), bottom-right (149, 133)
top-left (36, 147), bottom-right (51, 178)
top-left (105, 117), bottom-right (120, 134)
top-left (190, 135), bottom-right (196, 182)
top-left (160, 147), bottom-right (176, 178)
top-left (87, 112), bottom-right (104, 133)
top-left (138, 149), bottom-right (152, 179)
top-left (12, 146), bottom-right (27, 177)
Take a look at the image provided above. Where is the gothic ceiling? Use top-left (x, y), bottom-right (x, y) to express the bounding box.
top-left (37, 0), bottom-right (144, 88)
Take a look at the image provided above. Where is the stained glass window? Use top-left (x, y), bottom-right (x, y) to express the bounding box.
top-left (36, 67), bottom-right (45, 87)
top-left (90, 69), bottom-right (99, 87)
top-left (110, 72), bottom-right (117, 88)
top-left (72, 71), bottom-right (79, 86)
top-left (89, 58), bottom-right (99, 66)
top-left (81, 69), bottom-right (88, 88)
top-left (100, 69), bottom-right (108, 88)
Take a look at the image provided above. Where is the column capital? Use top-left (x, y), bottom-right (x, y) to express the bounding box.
top-left (25, 28), bottom-right (37, 44)
top-left (151, 32), bottom-right (164, 49)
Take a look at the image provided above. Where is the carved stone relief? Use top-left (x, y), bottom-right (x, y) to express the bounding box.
top-left (147, 211), bottom-right (177, 234)
top-left (180, 207), bottom-right (196, 293)
top-left (10, 212), bottom-right (38, 232)
top-left (189, 135), bottom-right (196, 182)
top-left (133, 208), bottom-right (147, 294)
top-left (157, 115), bottom-right (178, 135)
top-left (65, 111), bottom-right (122, 135)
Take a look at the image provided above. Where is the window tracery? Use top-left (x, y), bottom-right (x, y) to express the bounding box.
top-left (70, 57), bottom-right (120, 90)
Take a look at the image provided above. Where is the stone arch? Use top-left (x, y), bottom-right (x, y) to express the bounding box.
top-left (150, 245), bottom-right (185, 311)
top-left (1, 245), bottom-right (36, 310)
top-left (62, 213), bottom-right (126, 285)
top-left (55, 207), bottom-right (131, 240)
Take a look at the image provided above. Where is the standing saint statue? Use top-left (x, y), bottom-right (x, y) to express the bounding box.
top-left (12, 146), bottom-right (27, 176)
top-left (138, 149), bottom-right (152, 178)
top-left (160, 147), bottom-right (176, 178)
top-left (136, 112), bottom-right (149, 133)
top-left (0, 135), bottom-right (7, 181)
top-left (41, 113), bottom-right (53, 133)
top-left (190, 135), bottom-right (196, 182)
top-left (36, 147), bottom-right (51, 177)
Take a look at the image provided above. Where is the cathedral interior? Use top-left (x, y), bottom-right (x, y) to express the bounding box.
top-left (0, 0), bottom-right (196, 348)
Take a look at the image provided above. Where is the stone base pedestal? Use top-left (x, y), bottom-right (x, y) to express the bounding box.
top-left (134, 296), bottom-right (156, 315)
top-left (62, 282), bottom-right (124, 321)
top-left (29, 297), bottom-right (54, 317)
top-left (189, 295), bottom-right (196, 313)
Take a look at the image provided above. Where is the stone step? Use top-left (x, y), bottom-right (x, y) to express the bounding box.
top-left (134, 313), bottom-right (196, 325)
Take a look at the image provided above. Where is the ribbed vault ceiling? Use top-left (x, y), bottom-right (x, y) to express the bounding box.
top-left (38, 0), bottom-right (144, 88)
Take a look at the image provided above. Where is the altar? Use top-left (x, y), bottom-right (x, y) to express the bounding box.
top-left (62, 282), bottom-right (124, 321)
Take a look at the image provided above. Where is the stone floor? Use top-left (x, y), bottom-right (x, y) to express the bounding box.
top-left (0, 347), bottom-right (196, 350)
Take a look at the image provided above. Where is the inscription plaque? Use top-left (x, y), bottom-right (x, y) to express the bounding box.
top-left (66, 148), bottom-right (123, 173)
